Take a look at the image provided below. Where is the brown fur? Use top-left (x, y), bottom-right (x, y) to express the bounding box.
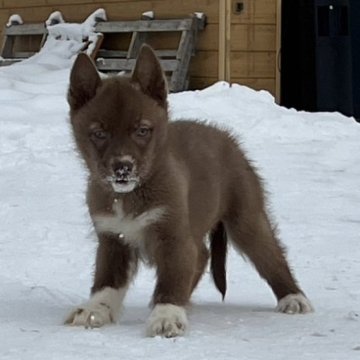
top-left (67, 45), bottom-right (310, 335)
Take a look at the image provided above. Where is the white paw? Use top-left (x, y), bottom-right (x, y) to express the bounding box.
top-left (65, 303), bottom-right (113, 328)
top-left (146, 304), bottom-right (188, 338)
top-left (276, 293), bottom-right (314, 314)
top-left (65, 287), bottom-right (126, 328)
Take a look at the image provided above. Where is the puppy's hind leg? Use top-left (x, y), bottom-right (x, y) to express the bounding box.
top-left (190, 243), bottom-right (209, 296)
top-left (225, 210), bottom-right (313, 314)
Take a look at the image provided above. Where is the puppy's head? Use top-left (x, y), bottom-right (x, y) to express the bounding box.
top-left (68, 45), bottom-right (168, 193)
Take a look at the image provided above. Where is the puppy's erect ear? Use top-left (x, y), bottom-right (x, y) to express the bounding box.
top-left (131, 44), bottom-right (168, 107)
top-left (68, 53), bottom-right (101, 111)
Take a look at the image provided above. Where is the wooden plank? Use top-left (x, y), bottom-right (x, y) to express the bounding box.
top-left (230, 51), bottom-right (276, 78)
top-left (0, 1), bottom-right (216, 85)
top-left (5, 23), bottom-right (46, 36)
top-left (275, 0), bottom-right (281, 103)
top-left (97, 50), bottom-right (128, 58)
top-left (230, 24), bottom-right (276, 51)
top-left (143, 32), bottom-right (180, 50)
top-left (97, 27), bottom-right (216, 53)
top-left (100, 33), bottom-right (132, 53)
top-left (46, 0), bottom-right (98, 5)
top-left (103, 1), bottom-right (219, 24)
top-left (97, 49), bottom-right (178, 58)
top-left (231, 0), bottom-right (276, 24)
top-left (3, 0), bottom-right (47, 7)
top-left (95, 19), bottom-right (193, 33)
top-left (0, 15), bottom-right (46, 58)
top-left (96, 58), bottom-right (179, 72)
top-left (13, 34), bottom-right (44, 53)
top-left (196, 23), bottom-right (218, 51)
top-left (0, 0), bottom-right (218, 55)
top-left (170, 28), bottom-right (192, 91)
top-left (189, 50), bottom-right (218, 78)
top-left (0, 59), bottom-right (22, 66)
top-left (0, 12), bottom-right (9, 26)
top-left (3, 0), bottom-right (96, 7)
top-left (88, 33), bottom-right (104, 59)
top-left (1, 35), bottom-right (14, 58)
top-left (155, 50), bottom-right (178, 58)
top-left (218, 0), bottom-right (226, 80)
top-left (189, 76), bottom-right (218, 90)
top-left (219, 0), bottom-right (231, 81)
top-left (93, 15), bottom-right (204, 91)
top-left (225, 0), bottom-right (231, 81)
top-left (1, 0), bottom-right (219, 24)
top-left (127, 31), bottom-right (147, 58)
top-left (12, 51), bottom-right (37, 58)
top-left (4, 0), bottom-right (202, 8)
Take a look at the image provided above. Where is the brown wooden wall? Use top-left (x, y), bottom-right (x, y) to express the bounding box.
top-left (230, 0), bottom-right (277, 95)
top-left (0, 0), bottom-right (278, 96)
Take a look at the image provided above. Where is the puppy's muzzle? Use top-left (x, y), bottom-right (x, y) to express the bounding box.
top-left (113, 160), bottom-right (134, 182)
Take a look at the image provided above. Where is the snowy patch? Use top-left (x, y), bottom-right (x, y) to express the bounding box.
top-left (46, 8), bottom-right (106, 43)
top-left (142, 11), bottom-right (154, 19)
top-left (45, 11), bottom-right (65, 27)
top-left (194, 12), bottom-right (205, 20)
top-left (276, 293), bottom-right (314, 314)
top-left (146, 304), bottom-right (188, 337)
top-left (88, 8), bottom-right (107, 23)
top-left (47, 23), bottom-right (88, 42)
top-left (6, 14), bottom-right (24, 27)
top-left (0, 27), bottom-right (360, 357)
top-left (6, 14), bottom-right (23, 27)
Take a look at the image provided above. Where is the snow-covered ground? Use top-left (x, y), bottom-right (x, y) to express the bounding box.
top-left (1, 34), bottom-right (360, 360)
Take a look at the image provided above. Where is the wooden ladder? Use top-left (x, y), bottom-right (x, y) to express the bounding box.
top-left (94, 14), bottom-right (206, 92)
top-left (0, 11), bottom-right (104, 66)
top-left (0, 21), bottom-right (47, 66)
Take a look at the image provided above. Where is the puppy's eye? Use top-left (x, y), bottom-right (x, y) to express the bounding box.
top-left (91, 129), bottom-right (108, 140)
top-left (135, 126), bottom-right (151, 137)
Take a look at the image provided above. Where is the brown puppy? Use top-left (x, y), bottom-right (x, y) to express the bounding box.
top-left (65, 45), bottom-right (313, 337)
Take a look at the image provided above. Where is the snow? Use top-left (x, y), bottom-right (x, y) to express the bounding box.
top-left (1, 27), bottom-right (360, 359)
top-left (142, 11), bottom-right (155, 19)
top-left (45, 11), bottom-right (65, 27)
top-left (46, 8), bottom-right (106, 42)
top-left (6, 14), bottom-right (23, 27)
top-left (194, 12), bottom-right (205, 20)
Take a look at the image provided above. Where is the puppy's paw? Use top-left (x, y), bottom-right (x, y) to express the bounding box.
top-left (276, 293), bottom-right (314, 314)
top-left (64, 287), bottom-right (125, 328)
top-left (65, 303), bottom-right (113, 328)
top-left (146, 304), bottom-right (188, 338)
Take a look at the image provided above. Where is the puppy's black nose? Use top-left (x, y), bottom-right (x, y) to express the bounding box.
top-left (113, 161), bottom-right (134, 177)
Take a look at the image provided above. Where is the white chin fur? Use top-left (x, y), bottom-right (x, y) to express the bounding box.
top-left (111, 181), bottom-right (137, 193)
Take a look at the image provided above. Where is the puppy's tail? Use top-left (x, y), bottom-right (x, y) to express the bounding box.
top-left (209, 221), bottom-right (227, 300)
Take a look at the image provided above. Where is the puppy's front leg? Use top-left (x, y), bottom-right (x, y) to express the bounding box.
top-left (65, 234), bottom-right (137, 328)
top-left (147, 238), bottom-right (196, 338)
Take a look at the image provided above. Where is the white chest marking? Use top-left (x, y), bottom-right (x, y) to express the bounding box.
top-left (93, 200), bottom-right (166, 247)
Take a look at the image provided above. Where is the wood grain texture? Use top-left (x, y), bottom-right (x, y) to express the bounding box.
top-left (230, 0), bottom-right (276, 24)
top-left (0, 0), bottom-right (278, 96)
top-left (230, 51), bottom-right (276, 78)
top-left (230, 24), bottom-right (276, 51)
